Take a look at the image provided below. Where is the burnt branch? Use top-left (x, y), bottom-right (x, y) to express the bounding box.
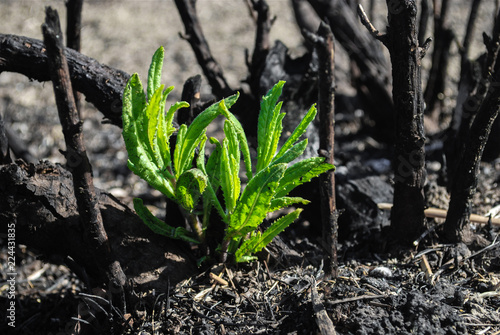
top-left (424, 0), bottom-right (454, 114)
top-left (174, 0), bottom-right (233, 99)
top-left (444, 9), bottom-right (500, 243)
top-left (0, 33), bottom-right (129, 127)
top-left (307, 0), bottom-right (394, 140)
top-left (315, 22), bottom-right (338, 279)
top-left (0, 113), bottom-right (12, 164)
top-left (66, 0), bottom-right (84, 113)
top-left (247, 0), bottom-right (275, 95)
top-left (380, 0), bottom-right (427, 245)
top-left (462, 0), bottom-right (483, 61)
top-left (42, 7), bottom-right (126, 291)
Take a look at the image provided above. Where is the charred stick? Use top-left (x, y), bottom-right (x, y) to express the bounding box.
top-left (247, 0), bottom-right (274, 94)
top-left (444, 10), bottom-right (500, 243)
top-left (418, 0), bottom-right (430, 45)
top-left (462, 0), bottom-right (483, 61)
top-left (0, 113), bottom-right (12, 164)
top-left (42, 7), bottom-right (126, 293)
top-left (174, 0), bottom-right (232, 99)
top-left (66, 0), bottom-right (84, 114)
top-left (0, 33), bottom-right (129, 127)
top-left (305, 21), bottom-right (338, 278)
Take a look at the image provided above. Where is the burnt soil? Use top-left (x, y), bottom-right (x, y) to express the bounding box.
top-left (1, 1), bottom-right (500, 334)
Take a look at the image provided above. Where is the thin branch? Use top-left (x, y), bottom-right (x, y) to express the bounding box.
top-left (174, 0), bottom-right (233, 99)
top-left (42, 7), bottom-right (126, 293)
top-left (0, 33), bottom-right (129, 127)
top-left (357, 4), bottom-right (387, 45)
top-left (305, 21), bottom-right (338, 279)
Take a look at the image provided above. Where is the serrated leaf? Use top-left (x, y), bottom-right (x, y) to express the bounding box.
top-left (275, 104), bottom-right (317, 161)
top-left (146, 85), bottom-right (165, 167)
top-left (256, 81), bottom-right (285, 172)
top-left (235, 208), bottom-right (303, 262)
top-left (174, 94), bottom-right (239, 178)
top-left (227, 163), bottom-right (286, 239)
top-left (218, 97), bottom-right (252, 179)
top-left (175, 168), bottom-right (208, 211)
top-left (269, 196), bottom-right (310, 212)
top-left (147, 46), bottom-right (164, 101)
top-left (271, 139), bottom-right (308, 166)
top-left (133, 198), bottom-right (199, 244)
top-left (122, 74), bottom-right (175, 199)
top-left (219, 120), bottom-right (241, 213)
top-left (275, 158), bottom-right (335, 198)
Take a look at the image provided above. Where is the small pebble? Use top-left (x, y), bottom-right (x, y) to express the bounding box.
top-left (370, 266), bottom-right (393, 278)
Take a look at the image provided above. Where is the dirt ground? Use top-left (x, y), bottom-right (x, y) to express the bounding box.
top-left (1, 1), bottom-right (500, 334)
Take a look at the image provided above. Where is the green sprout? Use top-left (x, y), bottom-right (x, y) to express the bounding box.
top-left (122, 46), bottom-right (334, 263)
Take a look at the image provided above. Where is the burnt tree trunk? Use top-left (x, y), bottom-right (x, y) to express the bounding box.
top-left (359, 1), bottom-right (427, 245)
top-left (386, 1), bottom-right (427, 245)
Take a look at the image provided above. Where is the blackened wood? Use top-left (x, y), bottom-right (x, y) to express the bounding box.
top-left (462, 0), bottom-right (483, 61)
top-left (307, 0), bottom-right (394, 141)
top-left (4, 127), bottom-right (36, 163)
top-left (307, 22), bottom-right (338, 278)
top-left (0, 161), bottom-right (197, 293)
top-left (66, 0), bottom-right (84, 114)
top-left (42, 7), bottom-right (126, 291)
top-left (311, 278), bottom-right (337, 334)
top-left (0, 33), bottom-right (129, 127)
top-left (66, 0), bottom-right (83, 52)
top-left (418, 0), bottom-right (430, 45)
top-left (424, 0), bottom-right (454, 114)
top-left (447, 11), bottom-right (500, 188)
top-left (174, 0), bottom-right (233, 99)
top-left (385, 0), bottom-right (427, 245)
top-left (0, 113), bottom-right (11, 164)
top-left (178, 74), bottom-right (202, 126)
top-left (247, 0), bottom-right (273, 95)
top-left (444, 10), bottom-right (500, 243)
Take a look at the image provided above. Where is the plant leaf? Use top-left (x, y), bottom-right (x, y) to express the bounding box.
top-left (275, 104), bottom-right (317, 161)
top-left (275, 158), bottom-right (335, 198)
top-left (219, 120), bottom-right (241, 213)
top-left (174, 94), bottom-right (239, 178)
top-left (227, 163), bottom-right (286, 239)
top-left (122, 74), bottom-right (175, 199)
top-left (147, 46), bottom-right (164, 101)
top-left (175, 168), bottom-right (208, 211)
top-left (256, 81), bottom-right (285, 172)
top-left (271, 138), bottom-right (308, 166)
top-left (133, 198), bottom-right (199, 244)
top-left (235, 208), bottom-right (303, 262)
top-left (269, 196), bottom-right (310, 212)
top-left (218, 98), bottom-right (252, 180)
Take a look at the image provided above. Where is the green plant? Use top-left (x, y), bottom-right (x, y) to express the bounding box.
top-left (122, 47), bottom-right (334, 263)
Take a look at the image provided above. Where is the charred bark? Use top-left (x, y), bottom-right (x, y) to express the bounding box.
top-left (0, 113), bottom-right (12, 164)
top-left (305, 22), bottom-right (338, 278)
top-left (174, 0), bottom-right (233, 99)
top-left (0, 33), bottom-right (129, 127)
top-left (0, 161), bottom-right (197, 291)
top-left (66, 0), bottom-right (84, 113)
top-left (359, 1), bottom-right (428, 245)
top-left (42, 7), bottom-right (126, 293)
top-left (444, 10), bottom-right (500, 243)
top-left (423, 0), bottom-right (454, 114)
top-left (305, 0), bottom-right (394, 141)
